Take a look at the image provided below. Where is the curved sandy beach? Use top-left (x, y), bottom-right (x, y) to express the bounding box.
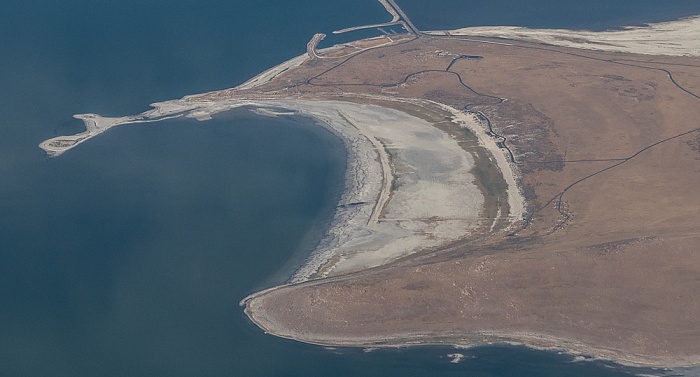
top-left (39, 4), bottom-right (700, 370)
top-left (39, 95), bottom-right (524, 282)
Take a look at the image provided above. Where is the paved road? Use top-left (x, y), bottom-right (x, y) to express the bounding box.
top-left (385, 0), bottom-right (422, 35)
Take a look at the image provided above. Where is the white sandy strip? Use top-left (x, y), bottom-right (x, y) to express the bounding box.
top-left (426, 16), bottom-right (700, 57)
top-left (430, 101), bottom-right (525, 228)
top-left (225, 100), bottom-right (486, 280)
top-left (39, 96), bottom-right (525, 281)
top-left (234, 54), bottom-right (308, 90)
top-left (293, 101), bottom-right (485, 279)
top-left (39, 113), bottom-right (185, 157)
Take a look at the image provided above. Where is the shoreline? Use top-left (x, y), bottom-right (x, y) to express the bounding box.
top-left (40, 6), bottom-right (700, 369)
top-left (233, 18), bottom-right (700, 368)
top-left (39, 112), bottom-right (187, 157)
top-left (234, 54), bottom-right (309, 90)
top-left (40, 94), bottom-right (523, 283)
top-left (242, 258), bottom-right (700, 370)
top-left (242, 312), bottom-right (698, 370)
top-left (242, 272), bottom-right (700, 370)
top-left (426, 15), bottom-right (700, 57)
top-left (243, 295), bottom-right (700, 370)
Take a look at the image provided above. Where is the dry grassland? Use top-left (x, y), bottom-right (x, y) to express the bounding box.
top-left (243, 36), bottom-right (700, 366)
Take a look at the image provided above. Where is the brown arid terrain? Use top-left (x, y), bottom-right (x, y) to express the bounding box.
top-left (239, 31), bottom-right (700, 367)
top-left (38, 5), bottom-right (700, 367)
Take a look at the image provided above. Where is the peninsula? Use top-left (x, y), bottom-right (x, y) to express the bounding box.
top-left (41, 0), bottom-right (700, 369)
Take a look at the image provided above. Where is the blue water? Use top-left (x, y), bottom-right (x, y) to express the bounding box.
top-left (0, 0), bottom-right (693, 376)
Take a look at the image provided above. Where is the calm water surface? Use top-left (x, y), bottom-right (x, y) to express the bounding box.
top-left (396, 0), bottom-right (700, 31)
top-left (0, 0), bottom-right (694, 375)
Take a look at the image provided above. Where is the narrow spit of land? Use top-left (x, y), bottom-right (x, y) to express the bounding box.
top-left (40, 87), bottom-right (521, 281)
top-left (41, 0), bottom-right (700, 369)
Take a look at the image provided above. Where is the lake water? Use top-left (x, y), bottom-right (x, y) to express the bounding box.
top-left (396, 0), bottom-right (700, 31)
top-left (0, 0), bottom-right (694, 376)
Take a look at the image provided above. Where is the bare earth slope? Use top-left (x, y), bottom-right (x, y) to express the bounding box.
top-left (242, 33), bottom-right (700, 367)
top-left (246, 235), bottom-right (700, 366)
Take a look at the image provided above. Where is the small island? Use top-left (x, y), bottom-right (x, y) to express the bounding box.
top-left (42, 0), bottom-right (700, 369)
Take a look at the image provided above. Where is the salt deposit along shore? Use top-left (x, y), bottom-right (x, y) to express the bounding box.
top-left (235, 11), bottom-right (700, 371)
top-left (39, 50), bottom-right (313, 158)
top-left (40, 95), bottom-right (524, 281)
top-left (426, 15), bottom-right (700, 57)
top-left (39, 7), bottom-right (700, 370)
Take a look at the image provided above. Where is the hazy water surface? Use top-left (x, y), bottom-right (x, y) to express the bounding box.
top-left (0, 0), bottom-right (695, 375)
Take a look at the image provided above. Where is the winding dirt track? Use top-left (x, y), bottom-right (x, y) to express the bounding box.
top-left (222, 1), bottom-right (700, 367)
top-left (241, 25), bottom-right (700, 367)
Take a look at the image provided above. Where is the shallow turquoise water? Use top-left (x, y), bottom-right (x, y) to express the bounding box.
top-left (0, 0), bottom-right (693, 375)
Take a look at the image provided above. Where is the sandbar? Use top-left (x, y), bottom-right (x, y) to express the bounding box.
top-left (428, 16), bottom-right (700, 57)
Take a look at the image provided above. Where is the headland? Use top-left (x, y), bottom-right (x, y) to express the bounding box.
top-left (41, 0), bottom-right (700, 370)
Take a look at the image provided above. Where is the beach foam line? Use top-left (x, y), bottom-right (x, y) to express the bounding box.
top-left (427, 15), bottom-right (700, 57)
top-left (234, 54), bottom-right (308, 90)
